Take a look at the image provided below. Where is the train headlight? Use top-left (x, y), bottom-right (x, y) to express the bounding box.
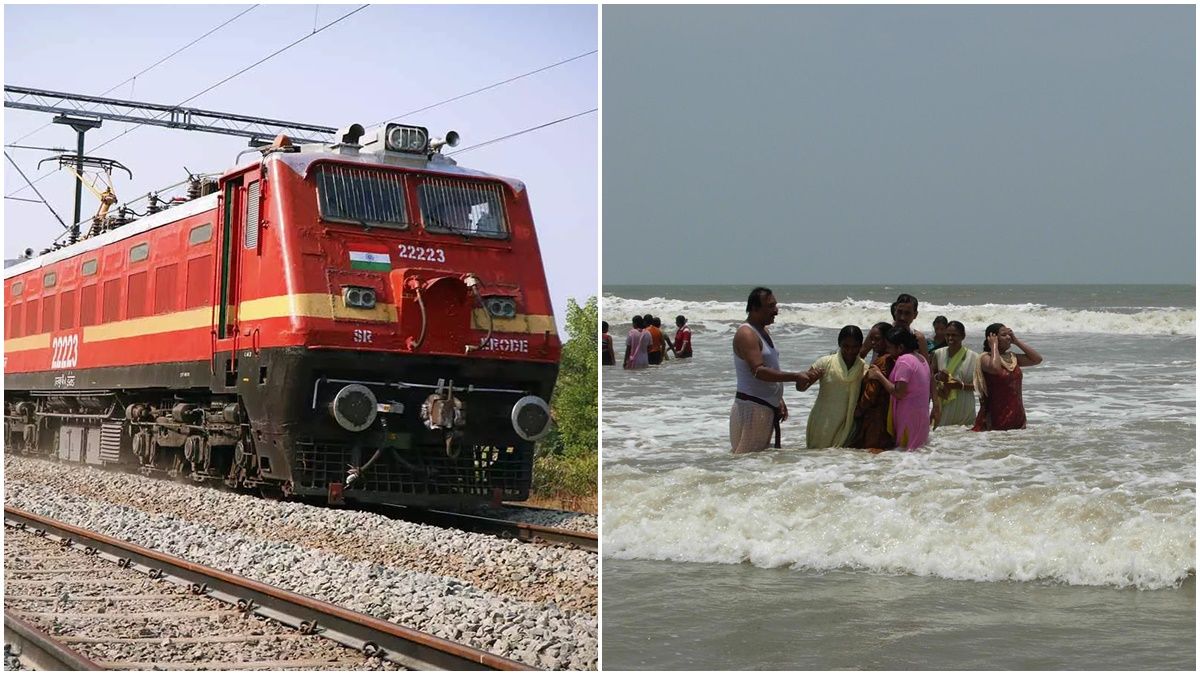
top-left (331, 384), bottom-right (378, 432)
top-left (343, 286), bottom-right (377, 309)
top-left (511, 395), bottom-right (552, 441)
top-left (485, 296), bottom-right (517, 318)
top-left (386, 124), bottom-right (429, 153)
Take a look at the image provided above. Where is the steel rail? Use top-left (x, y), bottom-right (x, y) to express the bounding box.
top-left (3, 506), bottom-right (533, 671)
top-left (3, 610), bottom-right (102, 670)
top-left (377, 506), bottom-right (598, 553)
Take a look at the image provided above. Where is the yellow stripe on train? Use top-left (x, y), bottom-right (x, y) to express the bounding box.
top-left (3, 294), bottom-right (556, 352)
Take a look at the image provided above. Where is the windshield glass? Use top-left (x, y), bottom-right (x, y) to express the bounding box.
top-left (314, 164), bottom-right (408, 228)
top-left (417, 177), bottom-right (508, 238)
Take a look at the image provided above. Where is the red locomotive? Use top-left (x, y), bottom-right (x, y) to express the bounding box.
top-left (4, 123), bottom-right (560, 507)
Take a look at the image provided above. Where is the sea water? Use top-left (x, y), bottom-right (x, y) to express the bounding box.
top-left (601, 285), bottom-right (1195, 670)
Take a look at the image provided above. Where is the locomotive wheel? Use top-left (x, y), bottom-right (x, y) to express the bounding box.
top-left (169, 449), bottom-right (187, 480)
top-left (132, 432), bottom-right (149, 465)
top-left (183, 435), bottom-right (201, 465)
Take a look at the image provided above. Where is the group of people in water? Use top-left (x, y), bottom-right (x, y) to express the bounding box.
top-left (602, 314), bottom-right (693, 367)
top-left (730, 288), bottom-right (1043, 454)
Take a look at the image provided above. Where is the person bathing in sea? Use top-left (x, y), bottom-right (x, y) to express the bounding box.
top-left (889, 293), bottom-right (930, 360)
top-left (972, 324), bottom-right (1043, 431)
top-left (673, 315), bottom-right (693, 359)
top-left (731, 287), bottom-right (819, 454)
top-left (932, 320), bottom-right (978, 426)
top-left (624, 315), bottom-right (651, 370)
top-left (797, 325), bottom-right (865, 449)
top-left (602, 321), bottom-right (615, 366)
top-left (890, 293), bottom-right (940, 427)
top-left (652, 316), bottom-right (676, 360)
top-left (850, 323), bottom-right (895, 451)
top-left (931, 315), bottom-right (949, 351)
top-left (866, 327), bottom-right (933, 451)
top-left (859, 321), bottom-right (891, 371)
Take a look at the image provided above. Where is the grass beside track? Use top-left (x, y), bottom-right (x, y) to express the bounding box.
top-left (529, 450), bottom-right (597, 514)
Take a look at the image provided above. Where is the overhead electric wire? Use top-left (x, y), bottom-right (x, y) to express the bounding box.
top-left (448, 108), bottom-right (597, 156)
top-left (4, 151), bottom-right (68, 229)
top-left (6, 4), bottom-right (369, 200)
top-left (67, 4), bottom-right (371, 158)
top-left (4, 144), bottom-right (68, 152)
top-left (374, 49), bottom-right (597, 127)
top-left (8, 5), bottom-right (260, 147)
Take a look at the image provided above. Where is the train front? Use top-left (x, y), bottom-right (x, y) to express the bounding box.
top-left (257, 123), bottom-right (561, 507)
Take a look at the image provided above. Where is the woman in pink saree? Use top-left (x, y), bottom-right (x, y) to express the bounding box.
top-left (866, 327), bottom-right (932, 451)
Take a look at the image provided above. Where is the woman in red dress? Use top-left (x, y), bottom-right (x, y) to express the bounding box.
top-left (972, 323), bottom-right (1043, 431)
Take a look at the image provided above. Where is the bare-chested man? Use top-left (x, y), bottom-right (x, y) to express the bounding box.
top-left (890, 293), bottom-right (941, 427)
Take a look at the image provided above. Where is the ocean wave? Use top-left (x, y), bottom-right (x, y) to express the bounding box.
top-left (602, 295), bottom-right (1196, 336)
top-left (602, 463), bottom-right (1196, 591)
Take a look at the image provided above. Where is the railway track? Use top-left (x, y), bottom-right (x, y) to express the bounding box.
top-left (371, 506), bottom-right (598, 553)
top-left (2, 507), bottom-right (532, 671)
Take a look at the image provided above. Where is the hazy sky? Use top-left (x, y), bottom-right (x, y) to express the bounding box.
top-left (4, 4), bottom-right (597, 326)
top-left (603, 5), bottom-right (1194, 285)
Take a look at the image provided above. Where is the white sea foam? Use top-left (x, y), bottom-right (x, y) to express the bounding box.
top-left (603, 459), bottom-right (1195, 590)
top-left (603, 295), bottom-right (1196, 336)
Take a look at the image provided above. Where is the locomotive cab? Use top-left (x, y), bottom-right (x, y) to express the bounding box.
top-left (212, 123), bottom-right (561, 506)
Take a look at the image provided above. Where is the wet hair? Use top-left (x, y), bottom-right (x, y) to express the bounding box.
top-left (947, 320), bottom-right (965, 336)
top-left (933, 315), bottom-right (949, 327)
top-left (886, 326), bottom-right (919, 353)
top-left (982, 323), bottom-right (1005, 351)
top-left (746, 287), bottom-right (773, 313)
top-left (870, 321), bottom-right (892, 340)
top-left (632, 315), bottom-right (645, 329)
top-left (602, 321), bottom-right (609, 333)
top-left (676, 315), bottom-right (686, 327)
top-left (651, 317), bottom-right (662, 327)
top-left (890, 293), bottom-right (919, 319)
top-left (837, 325), bottom-right (864, 345)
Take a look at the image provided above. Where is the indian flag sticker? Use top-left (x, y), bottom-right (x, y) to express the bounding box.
top-left (349, 246), bottom-right (392, 271)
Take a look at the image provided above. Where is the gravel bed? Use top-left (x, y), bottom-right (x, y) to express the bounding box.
top-left (4, 455), bottom-right (597, 670)
top-left (473, 505), bottom-right (598, 534)
top-left (5, 529), bottom-right (399, 670)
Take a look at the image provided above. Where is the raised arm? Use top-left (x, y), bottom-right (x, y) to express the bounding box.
top-left (1006, 328), bottom-right (1042, 367)
top-left (980, 333), bottom-right (1003, 374)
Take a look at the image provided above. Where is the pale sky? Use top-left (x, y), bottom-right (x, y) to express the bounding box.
top-left (603, 5), bottom-right (1195, 285)
top-left (4, 4), bottom-right (598, 325)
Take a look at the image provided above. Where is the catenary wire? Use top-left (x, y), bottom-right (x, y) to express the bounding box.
top-left (448, 108), bottom-right (597, 156)
top-left (374, 49), bottom-right (597, 127)
top-left (4, 151), bottom-right (68, 229)
top-left (8, 5), bottom-right (260, 147)
top-left (6, 5), bottom-right (368, 200)
top-left (5, 144), bottom-right (68, 152)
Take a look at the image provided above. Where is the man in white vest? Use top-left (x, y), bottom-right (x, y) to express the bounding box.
top-left (730, 287), bottom-right (820, 453)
